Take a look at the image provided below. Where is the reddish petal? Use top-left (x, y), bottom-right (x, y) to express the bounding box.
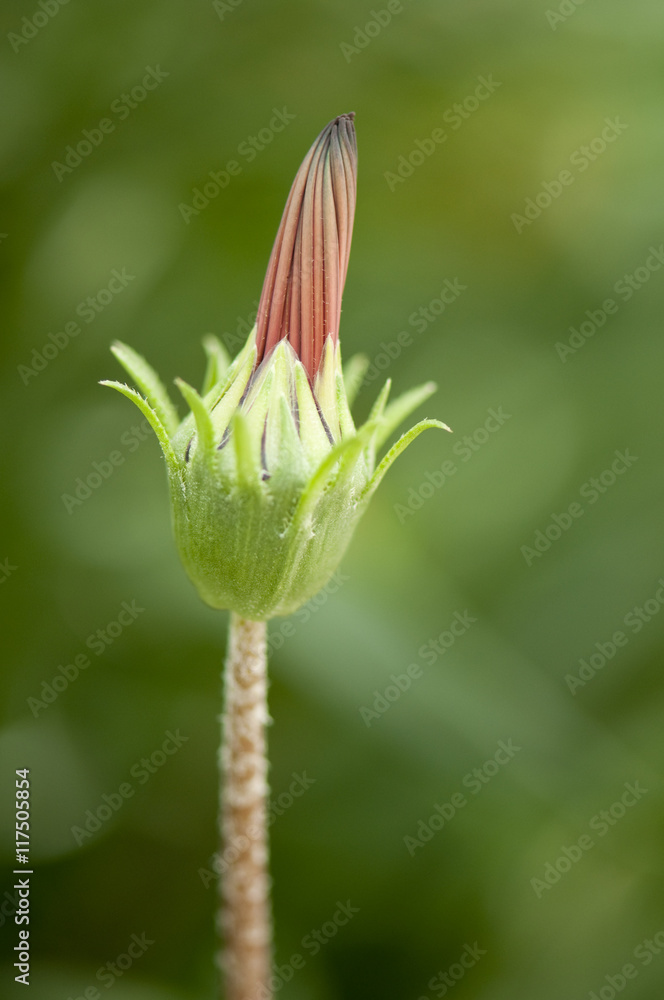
top-left (255, 114), bottom-right (357, 379)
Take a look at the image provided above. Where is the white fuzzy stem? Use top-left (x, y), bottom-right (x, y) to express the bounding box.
top-left (220, 613), bottom-right (272, 1000)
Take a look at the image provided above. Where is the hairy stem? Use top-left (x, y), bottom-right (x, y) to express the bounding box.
top-left (220, 613), bottom-right (272, 1000)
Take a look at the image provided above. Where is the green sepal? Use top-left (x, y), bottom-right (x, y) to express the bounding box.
top-left (362, 418), bottom-right (451, 502)
top-left (314, 338), bottom-right (341, 440)
top-left (362, 379), bottom-right (391, 470)
top-left (175, 378), bottom-right (215, 462)
top-left (110, 341), bottom-right (179, 437)
top-left (367, 378), bottom-right (391, 425)
top-left (171, 342), bottom-right (257, 459)
top-left (261, 348), bottom-right (306, 484)
top-left (342, 353), bottom-right (370, 408)
top-left (374, 381), bottom-right (446, 451)
top-left (232, 411), bottom-right (262, 489)
top-left (103, 325), bottom-right (450, 621)
top-left (336, 367), bottom-right (356, 439)
top-left (294, 421), bottom-right (376, 524)
top-left (266, 393), bottom-right (308, 493)
top-left (201, 335), bottom-right (231, 395)
top-left (99, 380), bottom-right (178, 468)
top-left (294, 362), bottom-right (334, 458)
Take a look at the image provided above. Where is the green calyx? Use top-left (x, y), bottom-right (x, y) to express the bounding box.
top-left (101, 329), bottom-right (449, 620)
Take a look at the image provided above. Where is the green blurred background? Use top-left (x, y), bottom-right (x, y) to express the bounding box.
top-left (2, 1), bottom-right (663, 997)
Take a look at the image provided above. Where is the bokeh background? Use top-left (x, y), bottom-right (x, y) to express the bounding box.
top-left (2, 1), bottom-right (663, 997)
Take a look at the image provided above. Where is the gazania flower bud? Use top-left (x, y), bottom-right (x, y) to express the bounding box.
top-left (255, 113), bottom-right (357, 379)
top-left (102, 115), bottom-right (449, 620)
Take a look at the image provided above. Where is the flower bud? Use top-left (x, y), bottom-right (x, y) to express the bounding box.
top-left (102, 115), bottom-right (449, 620)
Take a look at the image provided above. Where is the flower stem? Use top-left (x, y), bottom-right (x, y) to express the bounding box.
top-left (220, 613), bottom-right (272, 1000)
